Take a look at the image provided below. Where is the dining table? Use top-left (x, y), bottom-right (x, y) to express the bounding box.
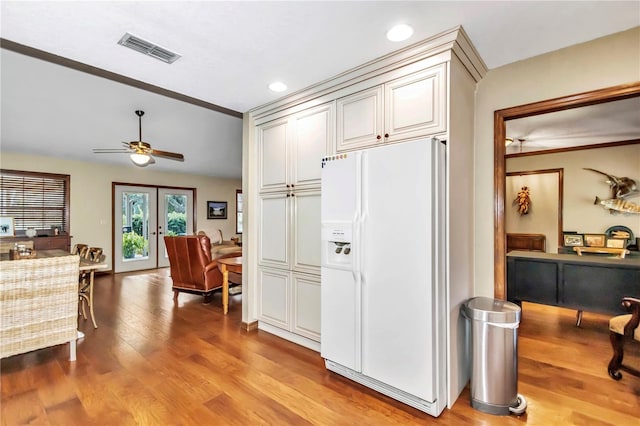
top-left (217, 256), bottom-right (242, 315)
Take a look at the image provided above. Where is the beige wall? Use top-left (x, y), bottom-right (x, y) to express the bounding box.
top-left (475, 27), bottom-right (640, 297)
top-left (507, 144), bottom-right (640, 242)
top-left (506, 171), bottom-right (561, 252)
top-left (1, 151), bottom-right (241, 270)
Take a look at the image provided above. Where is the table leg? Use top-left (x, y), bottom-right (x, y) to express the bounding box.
top-left (221, 264), bottom-right (229, 315)
top-left (88, 269), bottom-right (97, 328)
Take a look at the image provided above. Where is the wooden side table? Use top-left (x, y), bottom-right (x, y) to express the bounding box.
top-left (217, 256), bottom-right (242, 315)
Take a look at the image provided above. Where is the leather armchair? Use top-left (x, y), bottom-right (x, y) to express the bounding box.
top-left (164, 235), bottom-right (231, 302)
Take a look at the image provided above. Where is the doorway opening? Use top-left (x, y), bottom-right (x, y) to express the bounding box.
top-left (493, 82), bottom-right (640, 299)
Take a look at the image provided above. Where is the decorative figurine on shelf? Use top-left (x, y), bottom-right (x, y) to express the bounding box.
top-left (514, 186), bottom-right (531, 215)
top-left (584, 168), bottom-right (639, 214)
top-left (25, 228), bottom-right (37, 238)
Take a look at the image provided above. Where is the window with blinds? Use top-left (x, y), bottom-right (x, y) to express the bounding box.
top-left (0, 169), bottom-right (70, 234)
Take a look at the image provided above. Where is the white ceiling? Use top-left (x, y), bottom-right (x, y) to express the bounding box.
top-left (1, 1), bottom-right (639, 178)
top-left (506, 97), bottom-right (640, 155)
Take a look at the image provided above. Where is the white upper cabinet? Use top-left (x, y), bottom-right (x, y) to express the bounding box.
top-left (336, 64), bottom-right (446, 152)
top-left (292, 103), bottom-right (335, 190)
top-left (336, 86), bottom-right (384, 151)
top-left (258, 101), bottom-right (335, 193)
top-left (385, 64), bottom-right (446, 143)
top-left (258, 117), bottom-right (289, 192)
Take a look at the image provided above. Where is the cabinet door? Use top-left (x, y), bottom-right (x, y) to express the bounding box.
top-left (258, 193), bottom-right (290, 269)
top-left (258, 117), bottom-right (290, 192)
top-left (384, 64), bottom-right (446, 143)
top-left (292, 102), bottom-right (334, 189)
top-left (292, 190), bottom-right (321, 275)
top-left (258, 267), bottom-right (290, 328)
top-left (336, 85), bottom-right (384, 152)
top-left (292, 273), bottom-right (321, 341)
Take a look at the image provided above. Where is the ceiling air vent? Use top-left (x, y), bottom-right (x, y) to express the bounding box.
top-left (117, 32), bottom-right (181, 64)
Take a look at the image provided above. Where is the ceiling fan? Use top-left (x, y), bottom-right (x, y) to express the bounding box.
top-left (93, 110), bottom-right (184, 167)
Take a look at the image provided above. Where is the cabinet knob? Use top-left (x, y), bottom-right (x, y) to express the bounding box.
top-left (291, 193), bottom-right (295, 197)
top-left (376, 135), bottom-right (382, 140)
top-left (291, 184), bottom-right (295, 188)
top-left (286, 193), bottom-right (290, 197)
top-left (384, 133), bottom-right (389, 138)
top-left (286, 184), bottom-right (290, 188)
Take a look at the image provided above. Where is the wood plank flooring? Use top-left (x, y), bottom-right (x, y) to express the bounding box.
top-left (2, 269), bottom-right (639, 425)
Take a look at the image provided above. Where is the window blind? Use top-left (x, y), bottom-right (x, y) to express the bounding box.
top-left (0, 170), bottom-right (69, 233)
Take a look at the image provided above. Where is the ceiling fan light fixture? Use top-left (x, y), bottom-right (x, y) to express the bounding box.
top-left (130, 153), bottom-right (151, 167)
top-left (505, 137), bottom-right (514, 147)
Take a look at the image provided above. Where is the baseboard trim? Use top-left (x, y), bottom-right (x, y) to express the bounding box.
top-left (241, 321), bottom-right (259, 332)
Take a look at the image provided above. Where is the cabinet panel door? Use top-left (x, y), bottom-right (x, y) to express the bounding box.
top-left (292, 273), bottom-right (321, 341)
top-left (292, 102), bottom-right (334, 189)
top-left (336, 86), bottom-right (383, 152)
top-left (258, 118), bottom-right (289, 192)
top-left (292, 190), bottom-right (321, 275)
top-left (384, 64), bottom-right (446, 143)
top-left (258, 194), bottom-right (290, 268)
top-left (258, 267), bottom-right (290, 328)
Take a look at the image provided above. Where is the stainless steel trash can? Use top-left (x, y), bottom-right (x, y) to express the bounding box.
top-left (462, 297), bottom-right (526, 416)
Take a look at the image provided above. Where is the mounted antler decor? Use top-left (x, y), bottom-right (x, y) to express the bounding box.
top-left (584, 168), bottom-right (640, 215)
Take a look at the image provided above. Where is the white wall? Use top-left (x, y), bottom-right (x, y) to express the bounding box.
top-left (507, 144), bottom-right (640, 242)
top-left (474, 27), bottom-right (640, 297)
top-left (1, 151), bottom-right (241, 270)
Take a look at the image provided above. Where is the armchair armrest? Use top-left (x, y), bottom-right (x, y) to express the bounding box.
top-left (621, 297), bottom-right (640, 337)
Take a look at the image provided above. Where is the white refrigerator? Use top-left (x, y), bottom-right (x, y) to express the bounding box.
top-left (320, 137), bottom-right (447, 416)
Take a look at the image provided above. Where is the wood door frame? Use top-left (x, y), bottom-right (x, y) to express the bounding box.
top-left (493, 81), bottom-right (640, 299)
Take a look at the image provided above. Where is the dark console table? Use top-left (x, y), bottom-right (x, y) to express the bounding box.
top-left (507, 251), bottom-right (640, 318)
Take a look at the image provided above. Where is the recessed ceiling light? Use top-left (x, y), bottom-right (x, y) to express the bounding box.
top-left (269, 82), bottom-right (287, 92)
top-left (386, 24), bottom-right (414, 42)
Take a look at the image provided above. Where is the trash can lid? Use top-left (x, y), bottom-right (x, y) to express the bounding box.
top-left (462, 297), bottom-right (521, 323)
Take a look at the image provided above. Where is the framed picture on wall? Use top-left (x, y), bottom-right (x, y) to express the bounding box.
top-left (584, 234), bottom-right (606, 247)
top-left (605, 238), bottom-right (627, 249)
top-left (563, 233), bottom-right (584, 247)
top-left (207, 201), bottom-right (227, 219)
top-left (0, 217), bottom-right (15, 237)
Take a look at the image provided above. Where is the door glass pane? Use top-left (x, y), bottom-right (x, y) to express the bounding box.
top-left (236, 190), bottom-right (243, 234)
top-left (121, 191), bottom-right (150, 261)
top-left (165, 194), bottom-right (187, 236)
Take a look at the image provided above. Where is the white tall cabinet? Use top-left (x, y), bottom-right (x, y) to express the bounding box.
top-left (255, 102), bottom-right (333, 346)
top-left (244, 26), bottom-right (487, 408)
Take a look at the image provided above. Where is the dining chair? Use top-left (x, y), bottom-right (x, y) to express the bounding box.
top-left (78, 247), bottom-right (104, 329)
top-left (71, 243), bottom-right (89, 258)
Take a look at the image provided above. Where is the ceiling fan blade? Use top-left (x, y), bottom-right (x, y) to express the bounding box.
top-left (149, 149), bottom-right (184, 161)
top-left (93, 148), bottom-right (131, 153)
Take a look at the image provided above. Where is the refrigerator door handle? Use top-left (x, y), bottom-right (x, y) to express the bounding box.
top-left (351, 212), bottom-right (360, 282)
top-left (360, 152), bottom-right (369, 286)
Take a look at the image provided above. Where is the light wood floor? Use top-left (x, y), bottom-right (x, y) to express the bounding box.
top-left (2, 269), bottom-right (639, 425)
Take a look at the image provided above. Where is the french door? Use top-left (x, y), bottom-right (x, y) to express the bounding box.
top-left (157, 188), bottom-right (194, 268)
top-left (114, 184), bottom-right (194, 273)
